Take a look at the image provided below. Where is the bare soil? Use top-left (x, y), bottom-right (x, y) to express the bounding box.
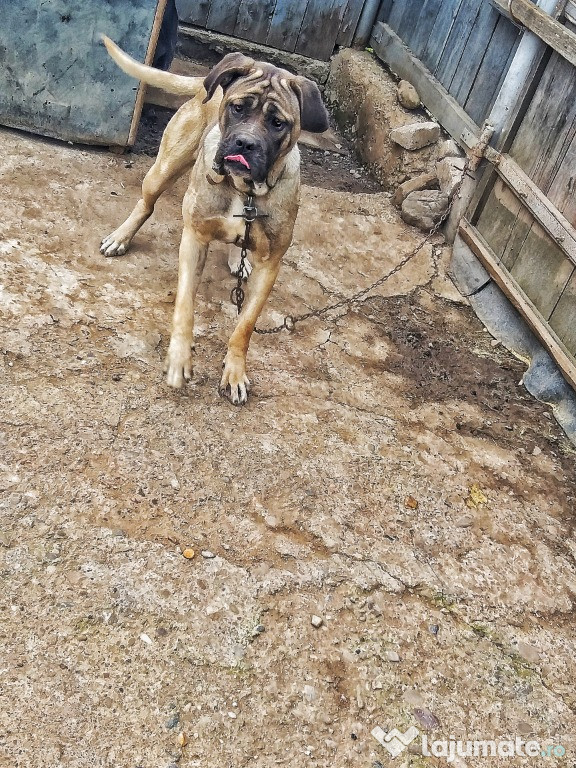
top-left (0, 103), bottom-right (575, 768)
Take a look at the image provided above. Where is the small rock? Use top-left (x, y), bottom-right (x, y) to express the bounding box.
top-left (404, 496), bottom-right (419, 510)
top-left (517, 641), bottom-right (540, 663)
top-left (0, 531), bottom-right (13, 548)
top-left (413, 707), bottom-right (441, 730)
top-left (182, 548), bottom-right (195, 559)
top-left (397, 80), bottom-right (421, 109)
top-left (372, 678), bottom-right (384, 690)
top-left (201, 550), bottom-right (215, 559)
top-left (386, 650), bottom-right (400, 662)
top-left (140, 633), bottom-right (153, 645)
top-left (303, 684), bottom-right (316, 702)
top-left (390, 121), bottom-right (440, 150)
top-left (532, 446), bottom-right (542, 456)
top-left (253, 624), bottom-right (265, 635)
top-left (170, 477), bottom-right (180, 490)
top-left (436, 156), bottom-right (466, 197)
top-left (392, 171), bottom-right (438, 208)
top-left (166, 714), bottom-right (180, 730)
top-left (228, 711), bottom-right (237, 719)
top-left (401, 189), bottom-right (449, 231)
top-left (429, 624), bottom-right (440, 636)
top-left (178, 732), bottom-right (188, 747)
top-left (437, 138), bottom-right (462, 160)
top-left (311, 614), bottom-right (323, 628)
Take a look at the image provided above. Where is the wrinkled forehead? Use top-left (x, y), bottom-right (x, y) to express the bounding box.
top-left (224, 63), bottom-right (301, 120)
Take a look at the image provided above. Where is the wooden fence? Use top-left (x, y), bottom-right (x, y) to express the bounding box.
top-left (371, 0), bottom-right (576, 390)
top-left (176, 0), bottom-right (366, 60)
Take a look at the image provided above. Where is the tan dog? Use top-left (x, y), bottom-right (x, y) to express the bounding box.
top-left (100, 37), bottom-right (329, 404)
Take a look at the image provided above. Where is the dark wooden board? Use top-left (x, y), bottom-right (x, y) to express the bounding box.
top-left (464, 13), bottom-right (519, 126)
top-left (421, 0), bottom-right (463, 74)
top-left (435, 0), bottom-right (483, 90)
top-left (266, 0), bottom-right (311, 51)
top-left (206, 0), bottom-right (242, 36)
top-left (176, 0), bottom-right (212, 28)
top-left (235, 0), bottom-right (278, 45)
top-left (336, 0), bottom-right (365, 46)
top-left (295, 0), bottom-right (347, 59)
top-left (550, 271), bottom-right (576, 353)
top-left (0, 0), bottom-right (165, 147)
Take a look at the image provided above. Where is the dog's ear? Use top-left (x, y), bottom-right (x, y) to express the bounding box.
top-left (291, 77), bottom-right (330, 133)
top-left (203, 52), bottom-right (255, 103)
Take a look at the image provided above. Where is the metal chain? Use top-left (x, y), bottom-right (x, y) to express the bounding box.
top-left (232, 159), bottom-right (471, 334)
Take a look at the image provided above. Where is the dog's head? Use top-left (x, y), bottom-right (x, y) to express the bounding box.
top-left (204, 53), bottom-right (329, 188)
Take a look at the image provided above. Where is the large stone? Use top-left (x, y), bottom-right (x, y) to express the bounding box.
top-left (436, 156), bottom-right (467, 197)
top-left (397, 80), bottom-right (420, 109)
top-left (401, 189), bottom-right (450, 231)
top-left (390, 122), bottom-right (441, 150)
top-left (437, 138), bottom-right (462, 160)
top-left (392, 171), bottom-right (438, 208)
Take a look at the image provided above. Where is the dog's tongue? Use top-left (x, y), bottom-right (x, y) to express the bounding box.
top-left (224, 154), bottom-right (251, 170)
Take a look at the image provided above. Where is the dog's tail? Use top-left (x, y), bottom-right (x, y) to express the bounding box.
top-left (101, 35), bottom-right (203, 96)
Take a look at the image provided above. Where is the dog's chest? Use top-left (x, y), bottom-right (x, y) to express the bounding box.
top-left (215, 195), bottom-right (259, 246)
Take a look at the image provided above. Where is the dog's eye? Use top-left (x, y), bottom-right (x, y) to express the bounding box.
top-left (272, 118), bottom-right (285, 130)
top-left (231, 103), bottom-right (244, 114)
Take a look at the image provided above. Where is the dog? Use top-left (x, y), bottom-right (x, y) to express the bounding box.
top-left (100, 37), bottom-right (329, 404)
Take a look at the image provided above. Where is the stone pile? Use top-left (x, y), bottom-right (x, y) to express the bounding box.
top-left (391, 81), bottom-right (466, 231)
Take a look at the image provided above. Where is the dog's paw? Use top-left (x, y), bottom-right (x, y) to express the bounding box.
top-left (219, 354), bottom-right (250, 405)
top-left (100, 232), bottom-right (131, 257)
top-left (227, 250), bottom-right (252, 278)
top-left (164, 338), bottom-right (193, 389)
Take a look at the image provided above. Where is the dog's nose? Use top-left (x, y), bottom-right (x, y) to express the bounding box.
top-left (234, 135), bottom-right (256, 152)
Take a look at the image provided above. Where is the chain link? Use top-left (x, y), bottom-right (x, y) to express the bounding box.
top-left (232, 160), bottom-right (471, 334)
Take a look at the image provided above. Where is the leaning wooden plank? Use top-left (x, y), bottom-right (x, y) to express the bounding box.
top-left (128, 0), bottom-right (169, 146)
top-left (550, 270), bottom-right (576, 353)
top-left (0, 0), bottom-right (166, 147)
top-left (370, 22), bottom-right (481, 148)
top-left (485, 147), bottom-right (576, 266)
top-left (491, 0), bottom-right (576, 67)
top-left (459, 219), bottom-right (576, 390)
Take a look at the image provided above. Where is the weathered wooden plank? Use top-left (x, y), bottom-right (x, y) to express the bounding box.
top-left (464, 13), bottom-right (520, 126)
top-left (266, 0), bottom-right (310, 51)
top-left (387, 0), bottom-right (412, 35)
top-left (475, 178), bottom-right (524, 261)
top-left (510, 52), bottom-right (576, 189)
top-left (234, 0), bottom-right (278, 46)
top-left (175, 0), bottom-right (211, 27)
top-left (336, 0), bottom-right (365, 47)
top-left (420, 0), bottom-right (464, 73)
top-left (459, 220), bottom-right (576, 389)
top-left (485, 147), bottom-right (576, 266)
top-left (370, 22), bottom-right (481, 147)
top-left (409, 0), bottom-right (444, 60)
top-left (435, 0), bottom-right (483, 90)
top-left (0, 0), bottom-right (165, 147)
top-left (376, 0), bottom-right (394, 23)
top-left (546, 129), bottom-right (576, 227)
top-left (491, 0), bottom-right (576, 67)
top-left (206, 0), bottom-right (242, 36)
top-left (450, 1), bottom-right (501, 108)
top-left (295, 0), bottom-right (346, 59)
top-left (510, 220), bottom-right (574, 318)
top-left (500, 206), bottom-right (534, 271)
top-left (550, 270), bottom-right (576, 352)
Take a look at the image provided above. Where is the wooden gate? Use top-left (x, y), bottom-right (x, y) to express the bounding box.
top-left (176, 0), bottom-right (366, 60)
top-left (372, 0), bottom-right (576, 390)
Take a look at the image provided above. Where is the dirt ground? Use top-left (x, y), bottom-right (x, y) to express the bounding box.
top-left (1, 104), bottom-right (575, 768)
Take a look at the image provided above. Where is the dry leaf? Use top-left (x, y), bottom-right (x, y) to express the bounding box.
top-left (465, 483), bottom-right (487, 508)
top-left (405, 496), bottom-right (419, 510)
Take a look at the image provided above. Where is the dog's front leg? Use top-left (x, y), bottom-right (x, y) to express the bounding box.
top-left (164, 225), bottom-right (208, 388)
top-left (220, 258), bottom-right (281, 405)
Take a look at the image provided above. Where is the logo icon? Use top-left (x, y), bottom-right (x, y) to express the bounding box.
top-left (372, 726), bottom-right (420, 758)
